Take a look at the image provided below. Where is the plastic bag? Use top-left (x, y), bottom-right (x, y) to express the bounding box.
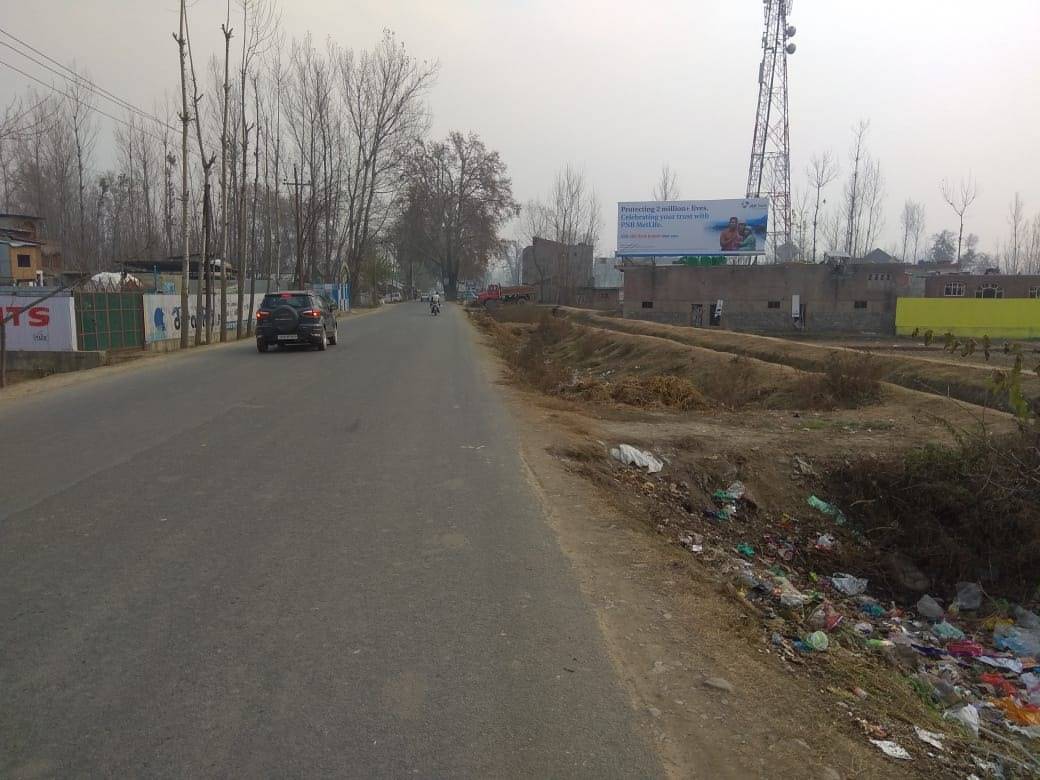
top-left (807, 495), bottom-right (847, 525)
top-left (831, 573), bottom-right (868, 596)
top-left (916, 594), bottom-right (944, 621)
top-left (931, 621), bottom-right (965, 641)
top-left (774, 576), bottom-right (809, 608)
top-left (869, 740), bottom-right (911, 760)
top-left (953, 582), bottom-right (982, 611)
top-left (993, 625), bottom-right (1040, 657)
top-left (610, 444), bottom-right (663, 473)
top-left (805, 630), bottom-right (829, 651)
top-left (943, 703), bottom-right (979, 739)
top-left (1015, 606), bottom-right (1040, 630)
top-left (814, 533), bottom-right (835, 551)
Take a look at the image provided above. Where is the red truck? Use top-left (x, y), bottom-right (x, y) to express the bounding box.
top-left (473, 283), bottom-right (534, 307)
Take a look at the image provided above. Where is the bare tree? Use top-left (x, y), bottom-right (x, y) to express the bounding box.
top-left (64, 72), bottom-right (97, 271)
top-left (1023, 213), bottom-right (1040, 275)
top-left (234, 0), bottom-right (279, 339)
top-left (174, 0), bottom-right (191, 348)
top-left (652, 163), bottom-right (680, 201)
top-left (336, 30), bottom-right (438, 297)
top-left (791, 189), bottom-right (811, 262)
top-left (218, 2), bottom-right (234, 341)
top-left (1005, 192), bottom-right (1025, 274)
top-left (910, 203), bottom-right (926, 264)
top-left (806, 151), bottom-right (838, 262)
top-left (899, 199), bottom-right (925, 262)
top-left (186, 4), bottom-right (217, 344)
top-left (841, 121), bottom-right (885, 258)
top-left (940, 174), bottom-right (978, 264)
top-left (543, 164), bottom-right (601, 249)
top-left (402, 131), bottom-right (518, 299)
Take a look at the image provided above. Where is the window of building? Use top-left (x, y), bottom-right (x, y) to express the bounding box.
top-left (767, 300), bottom-right (780, 309)
top-left (1030, 287), bottom-right (1040, 299)
top-left (943, 282), bottom-right (965, 297)
top-left (641, 301), bottom-right (653, 309)
top-left (854, 300), bottom-right (868, 309)
top-left (976, 284), bottom-right (1003, 299)
top-left (17, 253), bottom-right (31, 268)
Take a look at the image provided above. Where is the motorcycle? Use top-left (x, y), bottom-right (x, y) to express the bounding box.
top-left (430, 301), bottom-right (440, 316)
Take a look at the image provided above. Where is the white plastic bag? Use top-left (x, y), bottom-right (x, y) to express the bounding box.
top-left (944, 704), bottom-right (979, 739)
top-left (610, 444), bottom-right (663, 473)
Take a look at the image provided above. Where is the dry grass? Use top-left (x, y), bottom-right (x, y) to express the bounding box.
top-left (784, 352), bottom-right (886, 410)
top-left (558, 307), bottom-right (1038, 413)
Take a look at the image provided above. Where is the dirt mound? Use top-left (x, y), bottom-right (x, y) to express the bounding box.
top-left (477, 309), bottom-right (887, 413)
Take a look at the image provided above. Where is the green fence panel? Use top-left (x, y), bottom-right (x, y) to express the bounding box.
top-left (74, 292), bottom-right (144, 351)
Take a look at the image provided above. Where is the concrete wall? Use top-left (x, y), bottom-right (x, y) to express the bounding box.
top-left (574, 287), bottom-right (620, 310)
top-left (896, 298), bottom-right (1040, 339)
top-left (923, 273), bottom-right (1040, 299)
top-left (622, 262), bottom-right (909, 335)
top-left (4, 349), bottom-right (107, 374)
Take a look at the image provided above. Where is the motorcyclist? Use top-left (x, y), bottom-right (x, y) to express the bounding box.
top-left (430, 292), bottom-right (441, 315)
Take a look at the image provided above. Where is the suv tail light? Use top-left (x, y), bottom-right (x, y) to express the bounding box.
top-left (301, 308), bottom-right (322, 318)
top-left (256, 310), bottom-right (270, 321)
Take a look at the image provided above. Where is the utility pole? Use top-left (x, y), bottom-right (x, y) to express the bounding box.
top-left (175, 0), bottom-right (191, 348)
top-left (284, 164), bottom-right (310, 287)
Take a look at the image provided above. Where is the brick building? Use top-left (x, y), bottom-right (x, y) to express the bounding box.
top-left (922, 272), bottom-right (1040, 299)
top-left (622, 261), bottom-right (909, 335)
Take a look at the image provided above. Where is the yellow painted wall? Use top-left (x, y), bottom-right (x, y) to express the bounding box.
top-left (896, 298), bottom-right (1040, 339)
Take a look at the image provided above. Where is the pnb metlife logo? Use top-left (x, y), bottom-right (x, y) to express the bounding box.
top-left (741, 198), bottom-right (768, 209)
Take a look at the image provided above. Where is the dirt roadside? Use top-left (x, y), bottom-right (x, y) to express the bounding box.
top-left (468, 322), bottom-right (913, 779)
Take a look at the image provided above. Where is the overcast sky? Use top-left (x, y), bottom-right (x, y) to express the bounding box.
top-left (3, 0), bottom-right (1039, 256)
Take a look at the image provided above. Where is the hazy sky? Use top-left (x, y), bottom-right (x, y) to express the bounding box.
top-left (3, 1), bottom-right (1039, 256)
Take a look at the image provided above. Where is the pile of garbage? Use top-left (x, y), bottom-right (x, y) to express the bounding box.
top-left (604, 443), bottom-right (1040, 773)
top-left (722, 493), bottom-right (1040, 772)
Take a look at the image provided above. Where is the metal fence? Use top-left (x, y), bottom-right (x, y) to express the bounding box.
top-left (74, 292), bottom-right (144, 351)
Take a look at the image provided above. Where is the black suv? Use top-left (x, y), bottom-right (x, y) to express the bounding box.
top-left (255, 291), bottom-right (339, 352)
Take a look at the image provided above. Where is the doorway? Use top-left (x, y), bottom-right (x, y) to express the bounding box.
top-left (709, 302), bottom-right (722, 326)
top-left (690, 303), bottom-right (703, 327)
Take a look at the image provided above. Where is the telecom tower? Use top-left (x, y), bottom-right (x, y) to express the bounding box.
top-left (746, 0), bottom-right (796, 260)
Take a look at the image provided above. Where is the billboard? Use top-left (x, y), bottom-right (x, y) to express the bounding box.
top-left (0, 293), bottom-right (77, 351)
top-left (617, 198), bottom-right (768, 257)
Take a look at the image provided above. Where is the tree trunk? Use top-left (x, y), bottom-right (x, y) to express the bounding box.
top-left (176, 2), bottom-right (191, 349)
top-left (219, 13), bottom-right (232, 342)
top-left (196, 176), bottom-right (211, 345)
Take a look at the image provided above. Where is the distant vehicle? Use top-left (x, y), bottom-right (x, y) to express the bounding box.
top-left (255, 291), bottom-right (338, 353)
top-left (473, 283), bottom-right (534, 307)
top-left (388, 291), bottom-right (402, 303)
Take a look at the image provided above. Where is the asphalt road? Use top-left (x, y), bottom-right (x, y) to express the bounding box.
top-left (0, 303), bottom-right (659, 778)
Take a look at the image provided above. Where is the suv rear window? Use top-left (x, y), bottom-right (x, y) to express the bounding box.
top-left (261, 293), bottom-right (314, 310)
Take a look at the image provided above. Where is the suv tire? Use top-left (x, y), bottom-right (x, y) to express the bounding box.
top-left (328, 327), bottom-right (338, 346)
top-left (257, 338), bottom-right (269, 353)
top-left (317, 328), bottom-right (327, 351)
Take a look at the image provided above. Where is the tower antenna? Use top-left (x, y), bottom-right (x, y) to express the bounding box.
top-left (747, 0), bottom-right (796, 261)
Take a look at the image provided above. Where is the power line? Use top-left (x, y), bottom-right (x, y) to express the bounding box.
top-left (0, 57), bottom-right (170, 145)
top-left (0, 27), bottom-right (175, 133)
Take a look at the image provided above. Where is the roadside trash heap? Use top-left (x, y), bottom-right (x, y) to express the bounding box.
top-left (727, 492), bottom-right (1040, 771)
top-left (605, 443), bottom-right (1040, 774)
